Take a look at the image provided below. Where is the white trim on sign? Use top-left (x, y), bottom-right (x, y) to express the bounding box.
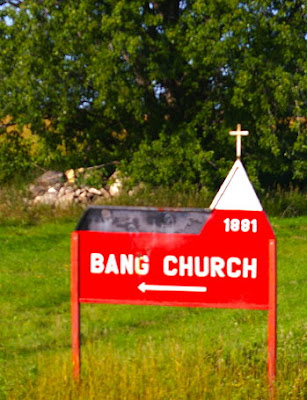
top-left (209, 160), bottom-right (263, 211)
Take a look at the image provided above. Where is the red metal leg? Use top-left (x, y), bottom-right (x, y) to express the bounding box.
top-left (71, 232), bottom-right (81, 380)
top-left (268, 239), bottom-right (277, 399)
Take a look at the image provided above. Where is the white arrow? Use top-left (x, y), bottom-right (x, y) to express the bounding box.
top-left (138, 282), bottom-right (207, 293)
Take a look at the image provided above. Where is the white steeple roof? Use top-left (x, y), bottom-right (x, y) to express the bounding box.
top-left (209, 160), bottom-right (263, 211)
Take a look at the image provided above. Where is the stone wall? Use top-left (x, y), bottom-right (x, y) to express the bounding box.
top-left (28, 169), bottom-right (122, 208)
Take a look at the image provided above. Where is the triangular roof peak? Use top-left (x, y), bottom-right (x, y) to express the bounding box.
top-left (209, 160), bottom-right (263, 211)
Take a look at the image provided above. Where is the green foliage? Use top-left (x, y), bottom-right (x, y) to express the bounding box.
top-left (75, 168), bottom-right (108, 189)
top-left (0, 1), bottom-right (306, 188)
top-left (124, 126), bottom-right (221, 190)
top-left (261, 186), bottom-right (307, 217)
top-left (0, 131), bottom-right (32, 182)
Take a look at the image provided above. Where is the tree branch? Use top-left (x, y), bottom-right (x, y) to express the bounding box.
top-left (85, 161), bottom-right (120, 171)
top-left (0, 122), bottom-right (16, 129)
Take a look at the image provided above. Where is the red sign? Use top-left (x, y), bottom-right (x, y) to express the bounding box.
top-left (71, 158), bottom-right (276, 390)
top-left (77, 208), bottom-right (274, 309)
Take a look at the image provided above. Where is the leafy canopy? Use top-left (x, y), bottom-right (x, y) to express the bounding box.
top-left (0, 0), bottom-right (306, 189)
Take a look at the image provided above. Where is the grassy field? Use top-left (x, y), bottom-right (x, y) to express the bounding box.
top-left (0, 214), bottom-right (306, 399)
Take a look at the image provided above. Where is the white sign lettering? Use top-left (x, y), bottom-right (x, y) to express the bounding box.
top-left (90, 253), bottom-right (149, 275)
top-left (90, 253), bottom-right (257, 279)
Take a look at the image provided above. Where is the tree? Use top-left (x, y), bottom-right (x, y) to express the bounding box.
top-left (0, 0), bottom-right (306, 189)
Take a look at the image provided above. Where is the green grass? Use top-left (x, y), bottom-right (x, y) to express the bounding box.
top-left (0, 216), bottom-right (306, 399)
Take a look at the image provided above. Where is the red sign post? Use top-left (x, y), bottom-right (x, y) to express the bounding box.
top-left (71, 127), bottom-right (276, 396)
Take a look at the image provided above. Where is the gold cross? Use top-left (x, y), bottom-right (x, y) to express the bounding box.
top-left (229, 124), bottom-right (249, 159)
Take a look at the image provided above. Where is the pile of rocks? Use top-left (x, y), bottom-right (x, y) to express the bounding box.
top-left (29, 170), bottom-right (123, 208)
